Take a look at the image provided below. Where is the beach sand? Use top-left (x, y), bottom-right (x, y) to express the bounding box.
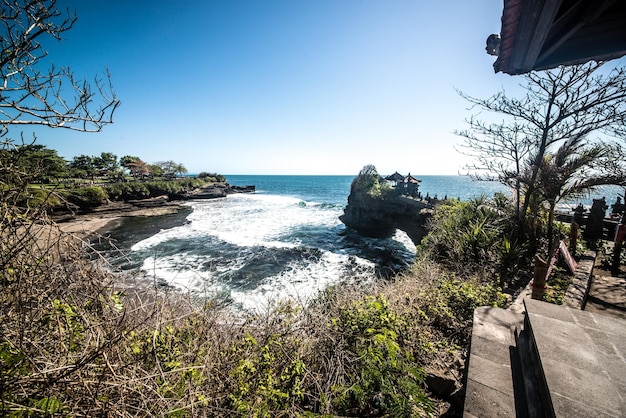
top-left (56, 204), bottom-right (185, 237)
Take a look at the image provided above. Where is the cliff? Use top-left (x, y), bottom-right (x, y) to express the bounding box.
top-left (340, 189), bottom-right (434, 246)
top-left (181, 183), bottom-right (255, 199)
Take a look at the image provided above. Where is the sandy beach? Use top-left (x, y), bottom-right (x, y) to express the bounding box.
top-left (56, 203), bottom-right (186, 237)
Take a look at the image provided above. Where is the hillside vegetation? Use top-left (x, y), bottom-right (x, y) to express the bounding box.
top-left (2, 2), bottom-right (624, 413)
top-left (1, 167), bottom-right (517, 417)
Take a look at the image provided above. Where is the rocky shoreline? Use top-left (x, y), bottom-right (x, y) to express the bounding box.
top-left (55, 182), bottom-right (255, 237)
top-left (340, 189), bottom-right (434, 245)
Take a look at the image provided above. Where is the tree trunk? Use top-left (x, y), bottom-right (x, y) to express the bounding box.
top-left (547, 201), bottom-right (556, 258)
top-left (532, 255), bottom-right (548, 300)
top-left (612, 190), bottom-right (626, 273)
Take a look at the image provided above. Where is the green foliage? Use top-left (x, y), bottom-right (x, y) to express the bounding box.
top-left (497, 237), bottom-right (528, 286)
top-left (94, 152), bottom-right (119, 175)
top-left (105, 179), bottom-right (206, 201)
top-left (105, 182), bottom-right (150, 200)
top-left (418, 276), bottom-right (507, 345)
top-left (350, 165), bottom-right (390, 199)
top-left (328, 295), bottom-right (433, 417)
top-left (19, 187), bottom-right (63, 208)
top-left (438, 277), bottom-right (507, 321)
top-left (227, 332), bottom-right (305, 417)
top-left (69, 154), bottom-right (99, 179)
top-left (122, 310), bottom-right (308, 417)
top-left (154, 160), bottom-right (188, 178)
top-left (3, 145), bottom-right (69, 183)
top-left (47, 299), bottom-right (85, 352)
top-left (420, 195), bottom-right (529, 286)
top-left (68, 186), bottom-right (108, 208)
top-left (0, 341), bottom-right (26, 379)
top-left (31, 397), bottom-right (64, 415)
top-left (420, 197), bottom-right (499, 264)
top-left (198, 172), bottom-right (225, 182)
top-left (542, 267), bottom-right (572, 305)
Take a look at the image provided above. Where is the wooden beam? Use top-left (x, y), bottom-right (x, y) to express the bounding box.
top-left (518, 0), bottom-right (562, 70)
top-left (536, 0), bottom-right (619, 64)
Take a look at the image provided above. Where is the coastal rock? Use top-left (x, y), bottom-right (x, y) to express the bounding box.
top-left (182, 185), bottom-right (228, 199)
top-left (51, 182), bottom-right (256, 219)
top-left (227, 185), bottom-right (256, 194)
top-left (182, 183), bottom-right (255, 199)
top-left (339, 189), bottom-right (433, 245)
top-left (128, 195), bottom-right (170, 207)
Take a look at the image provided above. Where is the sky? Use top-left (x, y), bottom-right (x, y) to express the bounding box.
top-left (26, 0), bottom-right (528, 175)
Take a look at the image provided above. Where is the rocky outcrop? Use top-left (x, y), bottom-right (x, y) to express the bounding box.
top-left (51, 182), bottom-right (256, 219)
top-left (181, 183), bottom-right (255, 200)
top-left (227, 185), bottom-right (256, 194)
top-left (340, 190), bottom-right (433, 246)
top-left (182, 184), bottom-right (228, 199)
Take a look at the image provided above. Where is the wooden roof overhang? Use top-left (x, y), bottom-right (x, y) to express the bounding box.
top-left (490, 0), bottom-right (626, 75)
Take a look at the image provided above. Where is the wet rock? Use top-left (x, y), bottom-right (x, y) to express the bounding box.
top-left (339, 189), bottom-right (433, 245)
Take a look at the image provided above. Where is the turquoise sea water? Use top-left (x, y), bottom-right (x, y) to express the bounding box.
top-left (225, 174), bottom-right (510, 204)
top-left (107, 174), bottom-right (623, 312)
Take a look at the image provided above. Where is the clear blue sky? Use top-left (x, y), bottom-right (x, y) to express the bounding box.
top-left (31, 0), bottom-right (524, 175)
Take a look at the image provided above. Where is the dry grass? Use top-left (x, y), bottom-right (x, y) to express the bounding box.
top-left (1, 198), bottom-right (504, 416)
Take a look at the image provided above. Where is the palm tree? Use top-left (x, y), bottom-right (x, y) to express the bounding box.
top-left (530, 136), bottom-right (623, 255)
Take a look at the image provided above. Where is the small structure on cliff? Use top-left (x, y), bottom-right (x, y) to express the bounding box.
top-left (384, 172), bottom-right (405, 187)
top-left (384, 172), bottom-right (422, 198)
top-left (341, 170), bottom-right (432, 245)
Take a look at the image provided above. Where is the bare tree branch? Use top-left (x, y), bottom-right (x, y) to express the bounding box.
top-left (0, 0), bottom-right (119, 137)
top-left (456, 62), bottom-right (626, 225)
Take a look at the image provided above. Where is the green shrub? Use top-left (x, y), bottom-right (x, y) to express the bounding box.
top-left (68, 186), bottom-right (108, 208)
top-left (198, 172), bottom-right (225, 182)
top-left (439, 277), bottom-right (507, 320)
top-left (350, 165), bottom-right (392, 199)
top-left (328, 294), bottom-right (434, 417)
top-left (226, 332), bottom-right (305, 417)
top-left (19, 187), bottom-right (63, 208)
top-left (419, 195), bottom-right (529, 286)
top-left (420, 276), bottom-right (507, 343)
top-left (105, 182), bottom-right (150, 200)
top-left (542, 267), bottom-right (572, 305)
top-left (105, 179), bottom-right (207, 201)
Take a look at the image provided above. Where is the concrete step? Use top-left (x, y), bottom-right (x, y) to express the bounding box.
top-left (523, 298), bottom-right (626, 417)
top-left (463, 306), bottom-right (525, 417)
top-left (514, 327), bottom-right (547, 418)
top-left (587, 274), bottom-right (626, 310)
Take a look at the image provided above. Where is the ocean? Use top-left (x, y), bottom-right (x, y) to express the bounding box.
top-left (103, 175), bottom-right (623, 313)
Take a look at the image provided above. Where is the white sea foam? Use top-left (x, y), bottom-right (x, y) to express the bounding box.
top-left (183, 194), bottom-right (339, 247)
top-left (227, 251), bottom-right (375, 312)
top-left (392, 230), bottom-right (417, 254)
top-left (126, 187), bottom-right (414, 313)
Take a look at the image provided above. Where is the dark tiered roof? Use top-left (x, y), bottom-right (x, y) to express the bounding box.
top-left (489, 0), bottom-right (626, 75)
top-left (385, 172), bottom-right (405, 182)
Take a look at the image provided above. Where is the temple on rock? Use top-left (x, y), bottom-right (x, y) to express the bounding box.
top-left (383, 172), bottom-right (421, 198)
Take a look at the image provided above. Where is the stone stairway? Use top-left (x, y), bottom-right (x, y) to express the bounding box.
top-left (463, 298), bottom-right (626, 417)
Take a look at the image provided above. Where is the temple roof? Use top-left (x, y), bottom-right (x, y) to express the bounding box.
top-left (490, 0), bottom-right (626, 75)
top-left (404, 173), bottom-right (421, 184)
top-left (385, 172), bottom-right (405, 182)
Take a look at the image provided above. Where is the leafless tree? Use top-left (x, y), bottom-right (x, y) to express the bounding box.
top-left (0, 0), bottom-right (119, 138)
top-left (457, 62), bottom-right (626, 228)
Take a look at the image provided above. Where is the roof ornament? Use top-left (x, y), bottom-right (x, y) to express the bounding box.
top-left (486, 33), bottom-right (501, 56)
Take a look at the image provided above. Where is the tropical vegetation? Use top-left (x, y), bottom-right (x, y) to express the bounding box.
top-left (0, 142), bottom-right (224, 210)
top-left (2, 1), bottom-right (626, 417)
top-left (457, 62), bottom-right (626, 258)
